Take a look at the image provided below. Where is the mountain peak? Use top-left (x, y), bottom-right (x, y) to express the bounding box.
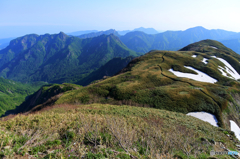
top-left (185, 26), bottom-right (207, 32)
top-left (133, 27), bottom-right (158, 34)
top-left (179, 39), bottom-right (234, 53)
top-left (57, 32), bottom-right (68, 40)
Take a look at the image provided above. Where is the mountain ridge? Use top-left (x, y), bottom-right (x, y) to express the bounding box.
top-left (0, 32), bottom-right (138, 83)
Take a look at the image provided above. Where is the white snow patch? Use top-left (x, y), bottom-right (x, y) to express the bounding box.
top-left (210, 46), bottom-right (218, 49)
top-left (169, 66), bottom-right (217, 83)
top-left (212, 56), bottom-right (240, 80)
top-left (187, 112), bottom-right (218, 127)
top-left (202, 58), bottom-right (208, 64)
top-left (230, 120), bottom-right (240, 141)
top-left (192, 55), bottom-right (197, 58)
top-left (218, 66), bottom-right (228, 77)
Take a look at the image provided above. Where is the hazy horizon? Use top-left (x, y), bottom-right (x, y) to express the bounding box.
top-left (1, 0), bottom-right (240, 38)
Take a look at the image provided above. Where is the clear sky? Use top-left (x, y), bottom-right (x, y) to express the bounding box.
top-left (0, 0), bottom-right (240, 38)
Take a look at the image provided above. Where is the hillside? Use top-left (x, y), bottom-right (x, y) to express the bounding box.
top-left (76, 56), bottom-right (135, 86)
top-left (0, 77), bottom-right (45, 116)
top-left (18, 40), bottom-right (240, 127)
top-left (12, 40), bottom-right (240, 128)
top-left (1, 103), bottom-right (238, 158)
top-left (0, 33), bottom-right (138, 83)
top-left (1, 40), bottom-right (240, 158)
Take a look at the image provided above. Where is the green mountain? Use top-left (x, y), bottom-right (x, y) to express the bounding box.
top-left (119, 31), bottom-right (155, 53)
top-left (69, 26), bottom-right (240, 54)
top-left (0, 33), bottom-right (138, 83)
top-left (0, 77), bottom-right (45, 116)
top-left (2, 40), bottom-right (240, 158)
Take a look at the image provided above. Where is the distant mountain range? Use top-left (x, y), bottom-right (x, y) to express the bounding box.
top-left (69, 26), bottom-right (240, 54)
top-left (119, 26), bottom-right (238, 53)
top-left (117, 27), bottom-right (159, 35)
top-left (1, 26), bottom-right (240, 86)
top-left (77, 29), bottom-right (120, 39)
top-left (67, 27), bottom-right (159, 36)
top-left (67, 30), bottom-right (98, 36)
top-left (2, 26), bottom-right (240, 54)
top-left (0, 32), bottom-right (138, 84)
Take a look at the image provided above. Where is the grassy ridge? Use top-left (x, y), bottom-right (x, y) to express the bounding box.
top-left (55, 47), bottom-right (240, 127)
top-left (10, 83), bottom-right (82, 114)
top-left (0, 104), bottom-right (237, 158)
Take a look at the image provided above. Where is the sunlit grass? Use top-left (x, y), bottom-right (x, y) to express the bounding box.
top-left (0, 104), bottom-right (236, 158)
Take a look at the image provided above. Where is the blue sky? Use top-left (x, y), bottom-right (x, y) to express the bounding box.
top-left (0, 0), bottom-right (240, 38)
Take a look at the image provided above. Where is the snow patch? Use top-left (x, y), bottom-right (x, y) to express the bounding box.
top-left (192, 55), bottom-right (197, 58)
top-left (187, 112), bottom-right (218, 127)
top-left (210, 46), bottom-right (218, 49)
top-left (230, 120), bottom-right (240, 141)
top-left (169, 66), bottom-right (217, 83)
top-left (212, 56), bottom-right (240, 80)
top-left (202, 58), bottom-right (208, 64)
top-left (218, 66), bottom-right (228, 77)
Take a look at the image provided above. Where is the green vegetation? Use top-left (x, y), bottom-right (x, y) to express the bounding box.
top-left (0, 77), bottom-right (45, 116)
top-left (0, 32), bottom-right (138, 84)
top-left (0, 104), bottom-right (237, 158)
top-left (11, 83), bottom-right (82, 114)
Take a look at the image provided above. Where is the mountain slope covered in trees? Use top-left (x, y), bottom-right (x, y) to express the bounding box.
top-left (0, 77), bottom-right (45, 116)
top-left (0, 33), bottom-right (138, 83)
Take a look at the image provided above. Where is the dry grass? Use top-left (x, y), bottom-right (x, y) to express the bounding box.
top-left (0, 104), bottom-right (237, 158)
